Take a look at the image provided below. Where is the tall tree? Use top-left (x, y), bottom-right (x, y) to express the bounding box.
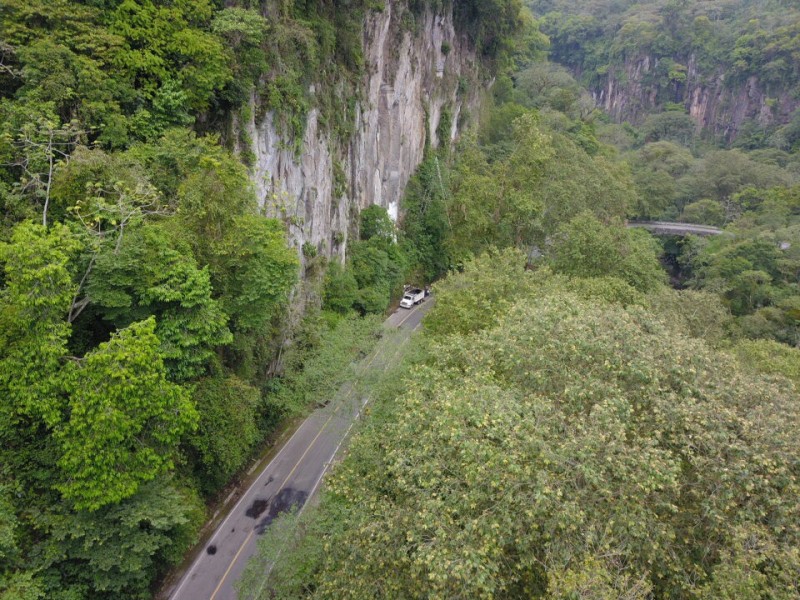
top-left (57, 318), bottom-right (197, 511)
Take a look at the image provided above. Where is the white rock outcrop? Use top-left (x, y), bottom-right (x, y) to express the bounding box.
top-left (244, 1), bottom-right (481, 265)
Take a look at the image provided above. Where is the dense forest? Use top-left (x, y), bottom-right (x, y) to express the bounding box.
top-left (0, 1), bottom-right (306, 597)
top-left (0, 1), bottom-right (525, 598)
top-left (240, 1), bottom-right (800, 598)
top-left (531, 0), bottom-right (800, 140)
top-left (2, 0), bottom-right (800, 599)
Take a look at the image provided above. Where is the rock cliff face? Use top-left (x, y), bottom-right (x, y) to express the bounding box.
top-left (592, 53), bottom-right (799, 139)
top-left (243, 1), bottom-right (481, 265)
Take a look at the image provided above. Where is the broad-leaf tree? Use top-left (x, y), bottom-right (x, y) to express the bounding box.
top-left (57, 318), bottom-right (197, 511)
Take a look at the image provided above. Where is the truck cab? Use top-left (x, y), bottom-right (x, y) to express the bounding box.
top-left (400, 288), bottom-right (425, 309)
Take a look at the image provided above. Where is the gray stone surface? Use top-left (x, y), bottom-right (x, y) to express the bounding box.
top-left (243, 1), bottom-right (481, 267)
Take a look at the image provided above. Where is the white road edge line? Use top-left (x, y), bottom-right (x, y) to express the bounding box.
top-left (173, 304), bottom-right (425, 600)
top-left (168, 414), bottom-right (316, 600)
top-left (248, 334), bottom-right (414, 600)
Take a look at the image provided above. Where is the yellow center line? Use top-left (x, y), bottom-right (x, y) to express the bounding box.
top-left (247, 332), bottom-right (416, 599)
top-left (209, 413), bottom-right (335, 600)
top-left (356, 339), bottom-right (385, 373)
top-left (396, 300), bottom-right (425, 328)
top-left (209, 529), bottom-right (254, 600)
top-left (252, 334), bottom-right (413, 596)
top-left (208, 336), bottom-right (388, 600)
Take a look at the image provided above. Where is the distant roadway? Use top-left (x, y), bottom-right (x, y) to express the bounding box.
top-left (162, 298), bottom-right (434, 600)
top-left (626, 221), bottom-right (725, 236)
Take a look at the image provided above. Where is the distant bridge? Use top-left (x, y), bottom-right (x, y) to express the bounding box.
top-left (627, 221), bottom-right (725, 236)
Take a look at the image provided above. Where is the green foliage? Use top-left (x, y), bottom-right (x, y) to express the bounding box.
top-left (211, 215), bottom-right (299, 334)
top-left (564, 274), bottom-right (646, 307)
top-left (323, 204), bottom-right (408, 315)
top-left (647, 287), bottom-right (732, 345)
top-left (400, 154), bottom-right (452, 281)
top-left (359, 205), bottom-right (395, 242)
top-left (190, 376), bottom-right (262, 494)
top-left (425, 246), bottom-right (533, 337)
top-left (253, 270), bottom-right (800, 599)
top-left (37, 480), bottom-right (204, 599)
top-left (533, 130), bottom-right (634, 233)
top-left (0, 102), bottom-right (84, 225)
top-left (212, 8), bottom-right (270, 105)
top-left (680, 198), bottom-right (726, 226)
top-left (272, 313), bottom-right (383, 416)
top-left (641, 179), bottom-right (800, 344)
top-left (436, 106), bottom-right (453, 148)
top-left (641, 111), bottom-right (695, 145)
top-left (446, 109), bottom-right (635, 260)
top-left (695, 524), bottom-right (800, 599)
top-left (348, 239), bottom-right (406, 314)
top-left (49, 146), bottom-right (162, 227)
top-left (453, 0), bottom-right (526, 58)
top-left (447, 114), bottom-right (549, 256)
top-left (732, 338), bottom-right (800, 383)
top-left (302, 241), bottom-right (318, 259)
top-left (108, 0), bottom-right (230, 111)
top-left (0, 487), bottom-right (18, 568)
top-left (680, 150), bottom-right (793, 209)
top-left (0, 118), bottom-right (297, 593)
top-left (628, 140), bottom-right (693, 218)
top-left (57, 318), bottom-right (197, 511)
top-left (323, 261), bottom-right (359, 314)
top-left (513, 62), bottom-right (594, 119)
top-left (426, 244), bottom-right (655, 340)
top-left (174, 148), bottom-right (256, 246)
top-left (479, 101), bottom-right (529, 148)
top-left (1, 0), bottom-right (232, 147)
top-left (0, 222), bottom-right (80, 426)
top-left (624, 136), bottom-right (798, 222)
top-left (0, 572), bottom-right (44, 600)
top-left (87, 223), bottom-right (232, 381)
top-left (551, 212), bottom-right (666, 292)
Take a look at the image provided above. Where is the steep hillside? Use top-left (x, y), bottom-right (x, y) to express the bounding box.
top-left (242, 0), bottom-right (485, 263)
top-left (0, 1), bottom-right (526, 598)
top-left (531, 0), bottom-right (800, 143)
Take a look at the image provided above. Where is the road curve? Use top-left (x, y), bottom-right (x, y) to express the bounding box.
top-left (163, 298), bottom-right (435, 600)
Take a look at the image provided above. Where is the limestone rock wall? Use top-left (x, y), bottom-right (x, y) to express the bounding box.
top-left (591, 53), bottom-right (799, 140)
top-left (245, 1), bottom-right (481, 266)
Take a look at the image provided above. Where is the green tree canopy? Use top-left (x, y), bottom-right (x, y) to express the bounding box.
top-left (0, 222), bottom-right (80, 426)
top-left (87, 222), bottom-right (232, 381)
top-left (257, 278), bottom-right (800, 599)
top-left (37, 480), bottom-right (203, 599)
top-left (57, 318), bottom-right (196, 511)
top-left (189, 376), bottom-right (262, 494)
top-left (550, 212), bottom-right (666, 292)
top-left (359, 204), bottom-right (396, 242)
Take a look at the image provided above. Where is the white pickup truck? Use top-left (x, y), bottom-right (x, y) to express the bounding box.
top-left (400, 287), bottom-right (425, 309)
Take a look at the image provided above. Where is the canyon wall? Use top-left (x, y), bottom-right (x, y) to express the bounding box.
top-left (243, 1), bottom-right (481, 265)
top-left (592, 53), bottom-right (800, 139)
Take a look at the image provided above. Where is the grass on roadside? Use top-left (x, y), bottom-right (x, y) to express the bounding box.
top-left (267, 311), bottom-right (385, 417)
top-left (237, 328), bottom-right (430, 600)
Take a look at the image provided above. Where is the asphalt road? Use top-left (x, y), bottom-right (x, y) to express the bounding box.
top-left (165, 298), bottom-right (434, 600)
